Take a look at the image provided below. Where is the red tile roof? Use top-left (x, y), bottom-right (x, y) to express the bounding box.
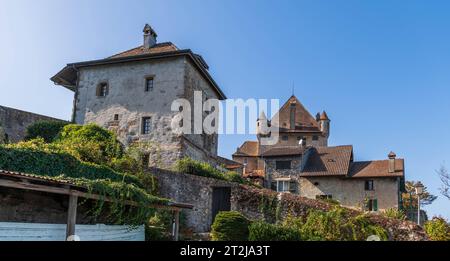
top-left (233, 141), bottom-right (259, 157)
top-left (301, 145), bottom-right (353, 176)
top-left (349, 159), bottom-right (404, 178)
top-left (271, 95), bottom-right (322, 133)
top-left (108, 42), bottom-right (179, 59)
top-left (260, 146), bottom-right (305, 157)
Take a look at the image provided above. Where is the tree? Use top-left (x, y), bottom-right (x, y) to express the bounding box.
top-left (437, 165), bottom-right (450, 200)
top-left (402, 181), bottom-right (437, 209)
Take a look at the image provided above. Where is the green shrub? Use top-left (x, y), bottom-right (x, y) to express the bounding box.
top-left (175, 157), bottom-right (251, 185)
top-left (382, 208), bottom-right (406, 220)
top-left (211, 211), bottom-right (250, 241)
top-left (248, 221), bottom-right (302, 241)
top-left (57, 123), bottom-right (123, 165)
top-left (0, 138), bottom-right (168, 225)
top-left (298, 206), bottom-right (388, 241)
top-left (146, 210), bottom-right (174, 241)
top-left (25, 120), bottom-right (68, 143)
top-left (424, 217), bottom-right (450, 241)
top-left (0, 139), bottom-right (140, 185)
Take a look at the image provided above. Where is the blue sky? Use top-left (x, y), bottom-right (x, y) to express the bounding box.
top-left (1, 0), bottom-right (449, 218)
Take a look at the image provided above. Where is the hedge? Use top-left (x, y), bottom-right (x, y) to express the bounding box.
top-left (25, 120), bottom-right (68, 143)
top-left (425, 217), bottom-right (450, 241)
top-left (248, 221), bottom-right (302, 241)
top-left (211, 211), bottom-right (250, 241)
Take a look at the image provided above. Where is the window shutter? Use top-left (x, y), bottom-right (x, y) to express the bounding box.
top-left (366, 200), bottom-right (371, 211)
top-left (364, 181), bottom-right (368, 190)
top-left (373, 199), bottom-right (378, 211)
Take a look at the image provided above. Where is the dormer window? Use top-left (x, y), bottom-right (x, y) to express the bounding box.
top-left (96, 82), bottom-right (109, 97)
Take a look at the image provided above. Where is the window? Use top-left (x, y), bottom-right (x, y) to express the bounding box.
top-left (114, 114), bottom-right (119, 121)
top-left (141, 154), bottom-right (150, 168)
top-left (297, 136), bottom-right (304, 141)
top-left (281, 135), bottom-right (289, 141)
top-left (243, 158), bottom-right (248, 165)
top-left (276, 160), bottom-right (291, 170)
top-left (145, 77), bottom-right (154, 92)
top-left (96, 82), bottom-right (109, 97)
top-left (316, 195), bottom-right (333, 200)
top-left (367, 199), bottom-right (378, 211)
top-left (142, 117), bottom-right (152, 134)
top-left (365, 180), bottom-right (374, 191)
top-left (276, 180), bottom-right (290, 193)
top-left (312, 136), bottom-right (319, 141)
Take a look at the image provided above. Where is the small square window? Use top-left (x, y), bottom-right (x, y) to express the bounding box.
top-left (145, 77), bottom-right (154, 92)
top-left (276, 161), bottom-right (291, 170)
top-left (312, 136), bottom-right (319, 141)
top-left (97, 82), bottom-right (109, 97)
top-left (114, 114), bottom-right (119, 121)
top-left (365, 180), bottom-right (374, 191)
top-left (142, 117), bottom-right (152, 134)
top-left (281, 135), bottom-right (289, 141)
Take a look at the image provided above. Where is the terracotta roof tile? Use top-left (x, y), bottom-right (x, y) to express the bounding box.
top-left (271, 95), bottom-right (321, 132)
top-left (260, 146), bottom-right (305, 157)
top-left (233, 141), bottom-right (259, 157)
top-left (349, 159), bottom-right (404, 178)
top-left (108, 42), bottom-right (179, 59)
top-left (301, 145), bottom-right (353, 176)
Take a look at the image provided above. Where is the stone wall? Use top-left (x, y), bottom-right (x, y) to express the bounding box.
top-left (0, 187), bottom-right (109, 224)
top-left (152, 168), bottom-right (238, 233)
top-left (0, 105), bottom-right (66, 143)
top-left (299, 176), bottom-right (401, 211)
top-left (152, 170), bottom-right (427, 240)
top-left (74, 57), bottom-right (220, 168)
top-left (233, 185), bottom-right (428, 241)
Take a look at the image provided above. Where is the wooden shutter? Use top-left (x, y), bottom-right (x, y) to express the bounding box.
top-left (373, 199), bottom-right (378, 211)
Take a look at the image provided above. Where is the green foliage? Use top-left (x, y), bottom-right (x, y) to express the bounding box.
top-left (382, 208), bottom-right (406, 221)
top-left (248, 221), bottom-right (302, 241)
top-left (0, 124), bottom-right (169, 225)
top-left (145, 210), bottom-right (174, 241)
top-left (289, 206), bottom-right (388, 241)
top-left (211, 211), bottom-right (250, 241)
top-left (175, 157), bottom-right (251, 185)
top-left (0, 123), bottom-right (7, 144)
top-left (424, 217), bottom-right (450, 241)
top-left (258, 193), bottom-right (279, 223)
top-left (24, 120), bottom-right (68, 143)
top-left (402, 180), bottom-right (437, 209)
top-left (0, 138), bottom-right (140, 185)
top-left (57, 123), bottom-right (123, 165)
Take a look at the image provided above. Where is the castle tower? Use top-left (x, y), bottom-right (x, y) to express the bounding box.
top-left (319, 111), bottom-right (330, 140)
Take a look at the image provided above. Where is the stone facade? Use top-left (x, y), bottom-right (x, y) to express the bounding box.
top-left (152, 169), bottom-right (238, 233)
top-left (71, 59), bottom-right (221, 167)
top-left (153, 170), bottom-right (426, 240)
top-left (299, 176), bottom-right (402, 211)
top-left (0, 105), bottom-right (66, 143)
top-left (0, 187), bottom-right (109, 224)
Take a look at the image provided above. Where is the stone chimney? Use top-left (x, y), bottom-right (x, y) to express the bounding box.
top-left (388, 151), bottom-right (396, 173)
top-left (143, 24), bottom-right (157, 48)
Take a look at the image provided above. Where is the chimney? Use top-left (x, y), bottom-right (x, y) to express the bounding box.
top-left (143, 24), bottom-right (157, 48)
top-left (388, 151), bottom-right (396, 173)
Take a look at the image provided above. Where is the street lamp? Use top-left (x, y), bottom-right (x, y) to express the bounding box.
top-left (415, 182), bottom-right (424, 225)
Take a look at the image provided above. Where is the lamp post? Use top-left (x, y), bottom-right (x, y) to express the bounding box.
top-left (415, 182), bottom-right (424, 225)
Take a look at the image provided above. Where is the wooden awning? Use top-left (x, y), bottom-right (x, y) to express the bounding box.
top-left (0, 169), bottom-right (193, 241)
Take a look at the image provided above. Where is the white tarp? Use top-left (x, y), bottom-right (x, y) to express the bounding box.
top-left (0, 222), bottom-right (145, 241)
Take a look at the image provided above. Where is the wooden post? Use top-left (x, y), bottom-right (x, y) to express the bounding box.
top-left (66, 194), bottom-right (78, 241)
top-left (172, 210), bottom-right (180, 241)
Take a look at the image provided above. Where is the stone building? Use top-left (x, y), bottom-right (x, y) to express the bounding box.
top-left (232, 95), bottom-right (406, 212)
top-left (51, 24), bottom-right (226, 168)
